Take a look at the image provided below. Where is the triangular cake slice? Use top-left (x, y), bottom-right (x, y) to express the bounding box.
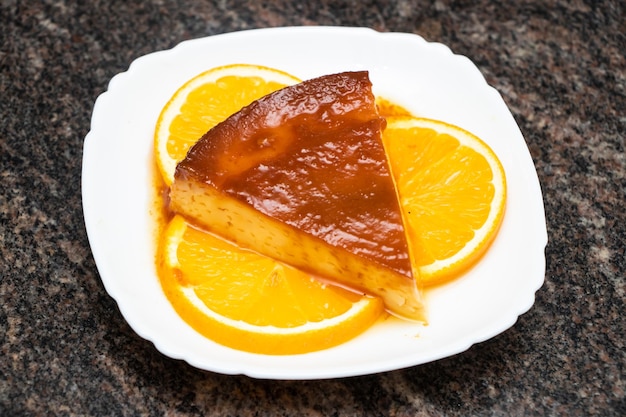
top-left (170, 71), bottom-right (424, 320)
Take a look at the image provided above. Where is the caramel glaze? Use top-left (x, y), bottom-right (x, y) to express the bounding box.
top-left (175, 71), bottom-right (413, 279)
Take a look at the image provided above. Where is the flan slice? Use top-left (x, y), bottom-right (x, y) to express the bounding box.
top-left (170, 71), bottom-right (424, 320)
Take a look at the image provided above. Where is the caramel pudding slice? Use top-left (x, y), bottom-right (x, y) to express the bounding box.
top-left (170, 71), bottom-right (424, 320)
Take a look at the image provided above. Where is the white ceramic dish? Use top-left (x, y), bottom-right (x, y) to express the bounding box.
top-left (82, 26), bottom-right (547, 380)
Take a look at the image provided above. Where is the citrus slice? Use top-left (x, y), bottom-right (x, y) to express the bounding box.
top-left (383, 117), bottom-right (507, 286)
top-left (158, 215), bottom-right (384, 355)
top-left (154, 64), bottom-right (301, 185)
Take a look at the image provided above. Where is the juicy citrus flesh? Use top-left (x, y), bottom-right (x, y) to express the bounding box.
top-left (158, 215), bottom-right (384, 355)
top-left (154, 64), bottom-right (301, 185)
top-left (383, 117), bottom-right (507, 286)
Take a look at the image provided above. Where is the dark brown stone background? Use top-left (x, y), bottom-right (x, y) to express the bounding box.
top-left (1, 1), bottom-right (624, 416)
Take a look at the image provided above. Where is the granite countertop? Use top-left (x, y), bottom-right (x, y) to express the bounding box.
top-left (1, 1), bottom-right (624, 415)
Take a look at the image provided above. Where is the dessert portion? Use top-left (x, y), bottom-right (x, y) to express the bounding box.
top-left (170, 71), bottom-right (424, 320)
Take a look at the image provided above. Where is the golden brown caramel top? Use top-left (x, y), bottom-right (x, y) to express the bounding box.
top-left (175, 71), bottom-right (412, 278)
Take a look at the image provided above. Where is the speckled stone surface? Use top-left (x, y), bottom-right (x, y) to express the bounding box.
top-left (1, 0), bottom-right (624, 415)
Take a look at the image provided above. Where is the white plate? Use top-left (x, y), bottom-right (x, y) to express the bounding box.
top-left (82, 26), bottom-right (547, 380)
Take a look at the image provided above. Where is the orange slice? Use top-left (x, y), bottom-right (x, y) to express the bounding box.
top-left (383, 117), bottom-right (507, 286)
top-left (157, 215), bottom-right (384, 355)
top-left (154, 64), bottom-right (301, 185)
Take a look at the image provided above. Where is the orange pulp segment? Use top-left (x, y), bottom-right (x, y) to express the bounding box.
top-left (158, 215), bottom-right (384, 355)
top-left (383, 117), bottom-right (507, 286)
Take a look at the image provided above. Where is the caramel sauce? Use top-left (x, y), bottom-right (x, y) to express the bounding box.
top-left (376, 98), bottom-right (413, 118)
top-left (150, 157), bottom-right (169, 247)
